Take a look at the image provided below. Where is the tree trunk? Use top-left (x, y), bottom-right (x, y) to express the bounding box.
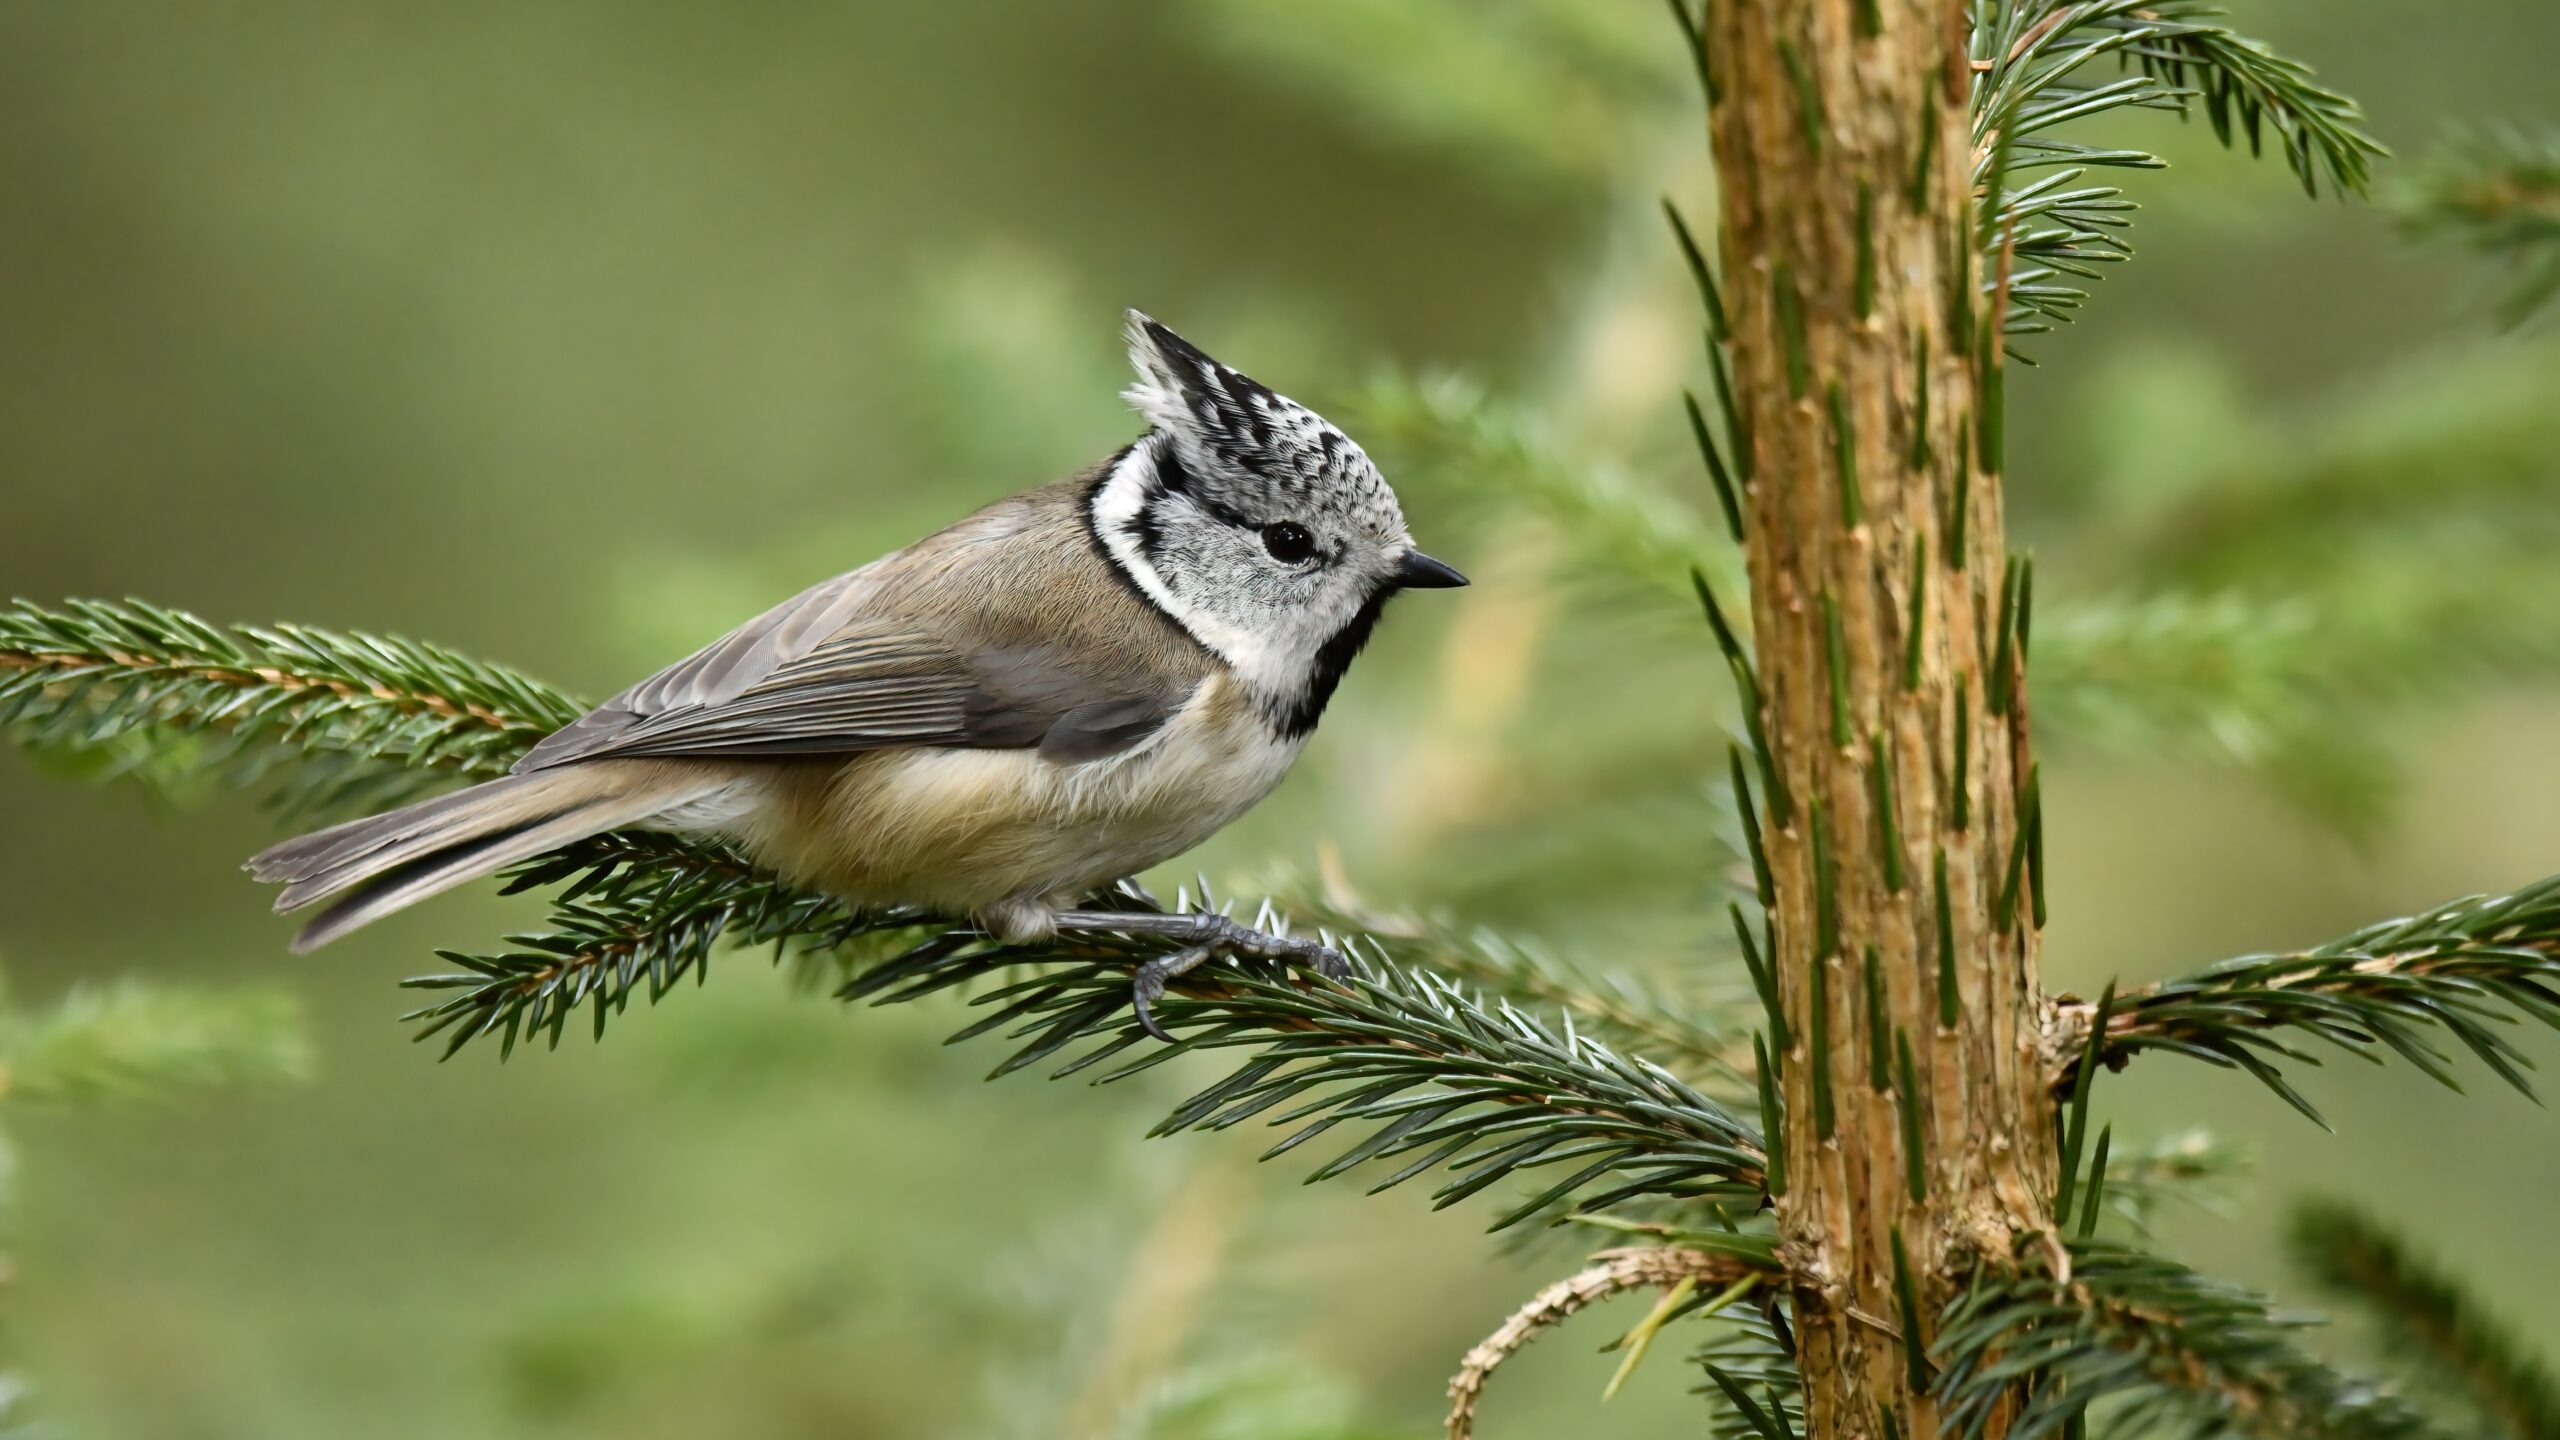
top-left (1698, 3), bottom-right (2055, 1436)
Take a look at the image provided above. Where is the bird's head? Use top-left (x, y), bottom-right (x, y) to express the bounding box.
top-left (1090, 311), bottom-right (1466, 735)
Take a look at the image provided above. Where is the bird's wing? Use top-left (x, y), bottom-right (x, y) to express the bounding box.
top-left (512, 560), bottom-right (1192, 773)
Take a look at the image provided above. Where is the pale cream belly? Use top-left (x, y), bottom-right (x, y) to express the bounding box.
top-left (723, 681), bottom-right (1302, 924)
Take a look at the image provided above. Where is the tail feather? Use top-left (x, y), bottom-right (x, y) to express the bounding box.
top-left (245, 763), bottom-right (716, 952)
top-left (247, 776), bottom-right (550, 886)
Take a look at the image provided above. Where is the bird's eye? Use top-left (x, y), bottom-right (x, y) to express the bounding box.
top-left (1260, 521), bottom-right (1316, 565)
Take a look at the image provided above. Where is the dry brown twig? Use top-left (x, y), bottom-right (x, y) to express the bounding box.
top-left (1444, 1246), bottom-right (1765, 1440)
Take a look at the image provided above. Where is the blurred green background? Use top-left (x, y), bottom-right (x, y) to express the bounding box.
top-left (3, 2), bottom-right (2558, 1436)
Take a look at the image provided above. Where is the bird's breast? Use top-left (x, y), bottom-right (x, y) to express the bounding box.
top-left (740, 673), bottom-right (1301, 914)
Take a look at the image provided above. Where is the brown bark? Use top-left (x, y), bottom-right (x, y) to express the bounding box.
top-left (1697, 2), bottom-right (2056, 1436)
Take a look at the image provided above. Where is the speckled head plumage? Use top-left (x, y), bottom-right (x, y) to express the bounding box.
top-left (1092, 310), bottom-right (1466, 736)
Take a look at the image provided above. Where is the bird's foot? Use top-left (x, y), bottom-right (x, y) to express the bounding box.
top-left (1041, 905), bottom-right (1351, 1043)
top-left (1126, 913), bottom-right (1349, 1043)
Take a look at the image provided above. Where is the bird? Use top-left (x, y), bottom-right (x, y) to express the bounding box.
top-left (246, 311), bottom-right (1467, 1038)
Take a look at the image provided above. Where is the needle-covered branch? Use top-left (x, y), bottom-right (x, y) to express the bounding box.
top-left (0, 975), bottom-right (311, 1105)
top-left (2053, 877), bottom-right (2560, 1124)
top-left (844, 919), bottom-right (1768, 1226)
top-left (395, 831), bottom-right (917, 1058)
top-left (1, 597), bottom-right (577, 817)
top-left (2085, 1128), bottom-right (2249, 1234)
top-left (2289, 1200), bottom-right (2560, 1440)
top-left (340, 813), bottom-right (1785, 1226)
top-left (2394, 126), bottom-right (2560, 328)
top-left (1692, 1290), bottom-right (1801, 1440)
top-left (1243, 867), bottom-right (1756, 1084)
top-left (400, 832), bottom-right (1778, 1226)
top-left (1969, 1), bottom-right (2383, 346)
top-left (1932, 1240), bottom-right (2444, 1440)
top-left (2109, 2), bottom-right (2384, 195)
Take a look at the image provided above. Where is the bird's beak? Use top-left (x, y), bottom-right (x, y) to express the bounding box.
top-left (1395, 549), bottom-right (1470, 590)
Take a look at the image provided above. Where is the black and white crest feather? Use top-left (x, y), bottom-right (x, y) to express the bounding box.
top-left (1121, 312), bottom-right (1394, 532)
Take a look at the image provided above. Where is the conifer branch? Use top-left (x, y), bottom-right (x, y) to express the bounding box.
top-left (2030, 590), bottom-right (2381, 810)
top-left (1692, 1291), bottom-right (1802, 1440)
top-left (2091, 1128), bottom-right (2249, 1233)
top-left (2111, 341), bottom-right (2560, 591)
top-left (397, 832), bottom-right (923, 1059)
top-left (2110, 3), bottom-right (2385, 196)
top-left (1243, 864), bottom-right (1755, 1083)
top-left (1969, 1), bottom-right (2384, 346)
top-left (1932, 1241), bottom-right (2444, 1440)
top-left (2394, 126), bottom-right (2560, 328)
top-left (2058, 343), bottom-right (2560, 827)
top-left (2054, 877), bottom-right (2560, 1124)
top-left (0, 976), bottom-right (311, 1104)
top-left (401, 821), bottom-right (1778, 1227)
top-left (1954, 572), bottom-right (2560, 839)
top-left (1970, 1), bottom-right (2170, 342)
top-left (1401, 925), bottom-right (1746, 1085)
top-left (843, 922), bottom-right (1768, 1225)
top-left (0, 597), bottom-right (576, 816)
top-left (2288, 1200), bottom-right (2560, 1440)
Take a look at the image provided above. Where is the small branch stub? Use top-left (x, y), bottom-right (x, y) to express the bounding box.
top-left (1445, 1248), bottom-right (1766, 1440)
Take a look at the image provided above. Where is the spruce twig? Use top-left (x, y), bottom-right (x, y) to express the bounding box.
top-left (1, 597), bottom-right (576, 817)
top-left (2290, 1201), bottom-right (2560, 1440)
top-left (1932, 1240), bottom-right (2442, 1440)
top-left (1967, 0), bottom-right (2383, 347)
top-left (2056, 876), bottom-right (2560, 1122)
top-left (2394, 126), bottom-right (2560, 328)
top-left (846, 923), bottom-right (1769, 1226)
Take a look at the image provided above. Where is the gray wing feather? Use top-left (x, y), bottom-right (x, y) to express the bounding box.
top-left (513, 563), bottom-right (1188, 772)
top-left (1038, 696), bottom-right (1181, 764)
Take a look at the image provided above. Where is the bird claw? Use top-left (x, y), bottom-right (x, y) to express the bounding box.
top-left (1126, 917), bottom-right (1351, 1042)
top-left (1130, 945), bottom-right (1210, 1044)
top-left (1130, 972), bottom-right (1170, 1044)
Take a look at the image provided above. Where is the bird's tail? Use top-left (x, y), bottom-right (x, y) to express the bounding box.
top-left (245, 761), bottom-right (721, 952)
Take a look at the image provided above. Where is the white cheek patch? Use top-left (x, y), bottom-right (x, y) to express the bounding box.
top-left (1091, 440), bottom-right (1276, 680)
